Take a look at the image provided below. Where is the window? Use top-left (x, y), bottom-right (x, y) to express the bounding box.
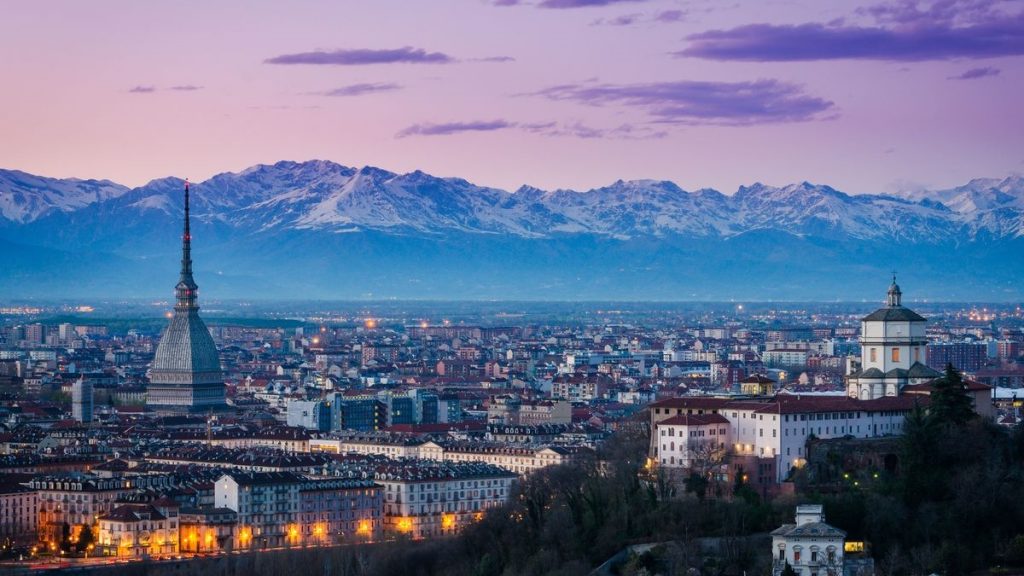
top-left (891, 348), bottom-right (900, 362)
top-left (870, 348), bottom-right (877, 362)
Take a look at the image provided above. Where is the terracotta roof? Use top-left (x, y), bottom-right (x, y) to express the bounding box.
top-left (658, 413), bottom-right (730, 426)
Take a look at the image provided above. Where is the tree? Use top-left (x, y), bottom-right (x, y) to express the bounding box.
top-left (781, 560), bottom-right (798, 576)
top-left (60, 522), bottom-right (72, 553)
top-left (76, 523), bottom-right (94, 553)
top-left (684, 472), bottom-right (710, 502)
top-left (929, 364), bottom-right (974, 426)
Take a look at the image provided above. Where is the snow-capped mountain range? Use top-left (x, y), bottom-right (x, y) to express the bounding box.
top-left (1, 161), bottom-right (1021, 301)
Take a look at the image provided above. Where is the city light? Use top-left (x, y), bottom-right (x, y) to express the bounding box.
top-left (441, 513), bottom-right (456, 531)
top-left (396, 517), bottom-right (413, 533)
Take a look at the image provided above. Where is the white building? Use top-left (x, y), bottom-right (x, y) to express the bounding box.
top-left (771, 505), bottom-right (845, 576)
top-left (374, 461), bottom-right (516, 539)
top-left (846, 278), bottom-right (940, 400)
top-left (650, 394), bottom-right (915, 483)
top-left (97, 500), bottom-right (180, 559)
top-left (214, 471), bottom-right (382, 549)
top-left (654, 413), bottom-right (730, 468)
top-left (648, 281), bottom-right (994, 485)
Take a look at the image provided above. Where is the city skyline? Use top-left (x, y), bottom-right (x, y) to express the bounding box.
top-left (1, 0), bottom-right (1022, 195)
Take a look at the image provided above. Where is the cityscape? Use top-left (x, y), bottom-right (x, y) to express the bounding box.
top-left (2, 1), bottom-right (1024, 576)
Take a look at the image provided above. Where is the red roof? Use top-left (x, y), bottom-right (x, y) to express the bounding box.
top-left (659, 413), bottom-right (730, 426)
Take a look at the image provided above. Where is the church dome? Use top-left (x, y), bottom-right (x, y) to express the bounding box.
top-left (151, 311), bottom-right (221, 380)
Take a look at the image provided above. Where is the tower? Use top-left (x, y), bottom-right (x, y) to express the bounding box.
top-left (846, 277), bottom-right (939, 400)
top-left (72, 377), bottom-right (93, 423)
top-left (146, 180), bottom-right (228, 413)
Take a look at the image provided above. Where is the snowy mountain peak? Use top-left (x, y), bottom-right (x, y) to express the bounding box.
top-left (1, 162), bottom-right (1022, 241)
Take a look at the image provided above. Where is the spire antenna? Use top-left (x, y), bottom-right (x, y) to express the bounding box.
top-left (175, 178), bottom-right (198, 311)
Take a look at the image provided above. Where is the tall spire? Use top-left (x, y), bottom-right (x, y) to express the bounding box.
top-left (175, 179), bottom-right (198, 311)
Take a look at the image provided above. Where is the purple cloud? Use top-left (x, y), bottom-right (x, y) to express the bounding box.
top-left (169, 85), bottom-right (203, 91)
top-left (472, 56), bottom-right (517, 62)
top-left (397, 118), bottom-right (663, 139)
top-left (593, 9), bottom-right (687, 26)
top-left (265, 47), bottom-right (454, 65)
top-left (949, 66), bottom-right (1001, 79)
top-left (654, 9), bottom-right (686, 23)
top-left (128, 85), bottom-right (156, 93)
top-left (397, 120), bottom-right (515, 138)
top-left (320, 83), bottom-right (402, 97)
top-left (540, 0), bottom-right (649, 8)
top-left (592, 13), bottom-right (642, 26)
top-left (678, 2), bottom-right (1024, 61)
top-left (523, 121), bottom-right (667, 139)
top-left (533, 80), bottom-right (835, 125)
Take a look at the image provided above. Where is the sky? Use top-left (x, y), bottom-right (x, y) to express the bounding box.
top-left (1, 0), bottom-right (1022, 195)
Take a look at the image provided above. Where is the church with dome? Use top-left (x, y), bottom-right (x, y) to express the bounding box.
top-left (146, 181), bottom-right (228, 414)
top-left (845, 277), bottom-right (942, 400)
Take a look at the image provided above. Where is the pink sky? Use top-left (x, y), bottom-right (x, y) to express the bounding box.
top-left (1, 0), bottom-right (1021, 194)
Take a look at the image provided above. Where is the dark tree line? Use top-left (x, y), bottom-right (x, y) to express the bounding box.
top-left (804, 365), bottom-right (1024, 576)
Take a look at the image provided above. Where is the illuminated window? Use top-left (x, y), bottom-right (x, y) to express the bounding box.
top-left (891, 348), bottom-right (900, 362)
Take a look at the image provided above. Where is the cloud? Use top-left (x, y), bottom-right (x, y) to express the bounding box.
top-left (539, 0), bottom-right (649, 8)
top-left (592, 13), bottom-right (643, 26)
top-left (265, 46), bottom-right (455, 65)
top-left (948, 66), bottom-right (1001, 79)
top-left (396, 118), bottom-right (665, 139)
top-left (531, 79), bottom-right (835, 125)
top-left (677, 1), bottom-right (1024, 61)
top-left (654, 9), bottom-right (686, 23)
top-left (523, 121), bottom-right (667, 139)
top-left (593, 9), bottom-right (687, 26)
top-left (397, 120), bottom-right (516, 138)
top-left (169, 85), bottom-right (203, 91)
top-left (471, 56), bottom-right (517, 62)
top-left (319, 83), bottom-right (402, 97)
top-left (128, 85), bottom-right (156, 93)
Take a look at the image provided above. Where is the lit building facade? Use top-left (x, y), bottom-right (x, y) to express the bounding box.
top-left (374, 462), bottom-right (515, 540)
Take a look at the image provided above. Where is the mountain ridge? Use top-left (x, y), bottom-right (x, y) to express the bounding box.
top-left (1, 161), bottom-right (1022, 301)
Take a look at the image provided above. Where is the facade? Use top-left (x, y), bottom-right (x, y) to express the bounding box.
top-left (846, 279), bottom-right (940, 400)
top-left (0, 481), bottom-right (37, 544)
top-left (71, 377), bottom-right (93, 423)
top-left (297, 477), bottom-right (383, 544)
top-left (926, 341), bottom-right (987, 373)
top-left (771, 505), bottom-right (845, 576)
top-left (328, 392), bottom-right (386, 432)
top-left (375, 462), bottom-right (515, 540)
top-left (308, 437), bottom-right (590, 476)
top-left (215, 472), bottom-right (382, 549)
top-left (178, 507), bottom-right (237, 554)
top-left (654, 413), bottom-right (730, 468)
top-left (97, 501), bottom-right (180, 558)
top-left (741, 374), bottom-right (777, 396)
top-left (650, 395), bottom-right (917, 483)
top-left (146, 181), bottom-right (228, 414)
top-left (287, 400), bottom-right (331, 432)
top-left (29, 474), bottom-right (174, 544)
